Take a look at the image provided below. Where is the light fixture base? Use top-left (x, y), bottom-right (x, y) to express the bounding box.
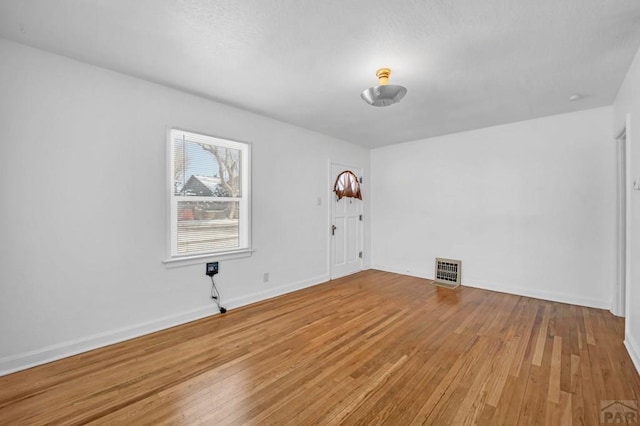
top-left (376, 68), bottom-right (391, 85)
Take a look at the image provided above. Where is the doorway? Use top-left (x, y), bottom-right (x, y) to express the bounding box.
top-left (330, 163), bottom-right (363, 279)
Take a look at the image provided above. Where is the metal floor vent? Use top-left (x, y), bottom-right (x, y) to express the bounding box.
top-left (434, 258), bottom-right (461, 288)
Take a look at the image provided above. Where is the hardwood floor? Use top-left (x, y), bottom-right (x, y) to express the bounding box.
top-left (1, 270), bottom-right (639, 425)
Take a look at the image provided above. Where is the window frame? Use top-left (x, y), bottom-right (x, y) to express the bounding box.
top-left (165, 129), bottom-right (252, 265)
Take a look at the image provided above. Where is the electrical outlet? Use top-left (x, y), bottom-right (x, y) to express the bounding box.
top-left (263, 272), bottom-right (269, 283)
top-left (206, 262), bottom-right (219, 276)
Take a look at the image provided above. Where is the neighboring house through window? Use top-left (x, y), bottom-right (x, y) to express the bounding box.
top-left (169, 129), bottom-right (251, 259)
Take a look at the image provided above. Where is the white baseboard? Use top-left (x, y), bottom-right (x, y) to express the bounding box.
top-left (0, 274), bottom-right (329, 377)
top-left (624, 335), bottom-right (640, 377)
top-left (224, 274), bottom-right (329, 310)
top-left (371, 265), bottom-right (611, 310)
top-left (0, 305), bottom-right (218, 376)
top-left (372, 265), bottom-right (433, 280)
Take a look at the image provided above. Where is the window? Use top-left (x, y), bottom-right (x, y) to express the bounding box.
top-left (168, 129), bottom-right (251, 259)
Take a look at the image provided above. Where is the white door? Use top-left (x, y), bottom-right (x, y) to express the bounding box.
top-left (331, 164), bottom-right (363, 279)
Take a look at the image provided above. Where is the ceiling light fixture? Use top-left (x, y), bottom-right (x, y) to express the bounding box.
top-left (361, 68), bottom-right (407, 107)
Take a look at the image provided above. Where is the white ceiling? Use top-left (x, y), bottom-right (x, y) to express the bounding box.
top-left (1, 0), bottom-right (639, 148)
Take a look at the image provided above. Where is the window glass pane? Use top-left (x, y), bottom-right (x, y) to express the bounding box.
top-left (169, 129), bottom-right (250, 258)
top-left (176, 201), bottom-right (240, 254)
top-left (173, 138), bottom-right (242, 198)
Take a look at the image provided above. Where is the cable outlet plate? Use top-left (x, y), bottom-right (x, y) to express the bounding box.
top-left (206, 262), bottom-right (219, 276)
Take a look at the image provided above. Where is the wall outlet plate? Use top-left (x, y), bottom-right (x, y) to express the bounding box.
top-left (206, 262), bottom-right (219, 276)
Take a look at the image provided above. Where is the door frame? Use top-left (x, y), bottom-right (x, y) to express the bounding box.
top-left (328, 161), bottom-right (364, 279)
top-left (612, 115), bottom-right (631, 318)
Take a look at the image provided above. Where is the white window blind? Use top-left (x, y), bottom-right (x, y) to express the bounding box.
top-left (169, 129), bottom-right (251, 258)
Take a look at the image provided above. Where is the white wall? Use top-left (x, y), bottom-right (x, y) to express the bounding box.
top-left (0, 38), bottom-right (370, 375)
top-left (614, 46), bottom-right (640, 374)
top-left (371, 107), bottom-right (616, 309)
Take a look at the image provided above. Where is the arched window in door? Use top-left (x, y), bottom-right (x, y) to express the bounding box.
top-left (334, 170), bottom-right (362, 200)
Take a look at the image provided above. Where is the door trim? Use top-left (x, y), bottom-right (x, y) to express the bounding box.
top-left (613, 127), bottom-right (627, 317)
top-left (624, 115), bottom-right (632, 332)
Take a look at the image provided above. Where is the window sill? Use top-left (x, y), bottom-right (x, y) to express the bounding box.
top-left (163, 248), bottom-right (254, 268)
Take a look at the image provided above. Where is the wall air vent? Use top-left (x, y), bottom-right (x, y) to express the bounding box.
top-left (434, 258), bottom-right (461, 288)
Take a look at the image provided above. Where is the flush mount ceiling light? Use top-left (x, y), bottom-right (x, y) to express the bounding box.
top-left (361, 68), bottom-right (407, 107)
